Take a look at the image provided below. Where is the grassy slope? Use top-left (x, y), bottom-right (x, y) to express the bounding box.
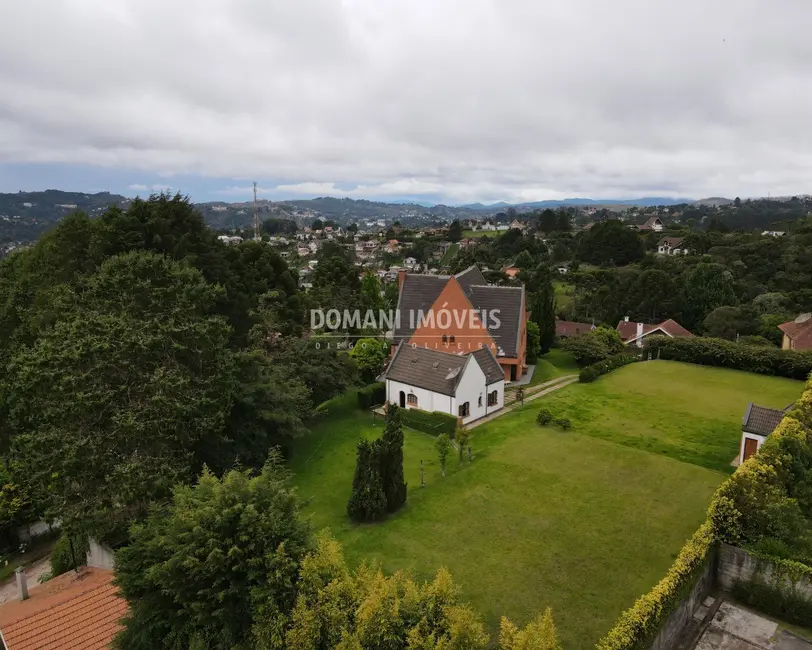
top-left (528, 348), bottom-right (579, 386)
top-left (291, 383), bottom-right (726, 648)
top-left (540, 360), bottom-right (803, 473)
top-left (553, 281), bottom-right (575, 313)
top-left (440, 244), bottom-right (459, 266)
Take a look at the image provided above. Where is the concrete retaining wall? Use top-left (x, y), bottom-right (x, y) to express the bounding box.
top-left (647, 548), bottom-right (717, 650)
top-left (718, 543), bottom-right (812, 597)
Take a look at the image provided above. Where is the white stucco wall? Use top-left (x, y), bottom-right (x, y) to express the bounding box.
top-left (451, 358), bottom-right (488, 424)
top-left (386, 379), bottom-right (453, 415)
top-left (386, 356), bottom-right (505, 425)
top-left (739, 431), bottom-right (767, 464)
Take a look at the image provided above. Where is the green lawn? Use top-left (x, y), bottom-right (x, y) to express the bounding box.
top-left (539, 360), bottom-right (803, 473)
top-left (553, 281), bottom-right (574, 312)
top-left (440, 244), bottom-right (459, 266)
top-left (527, 348), bottom-right (579, 386)
top-left (462, 229), bottom-right (501, 238)
top-left (290, 362), bottom-right (804, 647)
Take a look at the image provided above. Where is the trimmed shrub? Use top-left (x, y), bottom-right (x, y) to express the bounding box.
top-left (555, 418), bottom-right (572, 430)
top-left (646, 335), bottom-right (812, 380)
top-left (50, 532), bottom-right (89, 577)
top-left (536, 408), bottom-right (554, 426)
top-left (596, 522), bottom-right (714, 650)
top-left (347, 439), bottom-right (387, 523)
top-left (400, 408), bottom-right (458, 436)
top-left (357, 382), bottom-right (386, 409)
top-left (579, 354), bottom-right (642, 383)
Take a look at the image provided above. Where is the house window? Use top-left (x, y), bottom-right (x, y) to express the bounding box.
top-left (442, 334), bottom-right (448, 343)
top-left (458, 402), bottom-right (470, 417)
top-left (450, 335), bottom-right (456, 343)
top-left (488, 390), bottom-right (498, 406)
top-left (478, 395), bottom-right (483, 407)
top-left (407, 393), bottom-right (418, 407)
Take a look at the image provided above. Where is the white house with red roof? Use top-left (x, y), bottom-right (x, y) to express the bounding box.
top-left (616, 317), bottom-right (693, 348)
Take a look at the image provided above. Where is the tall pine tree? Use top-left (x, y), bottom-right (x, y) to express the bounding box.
top-left (380, 404), bottom-right (407, 512)
top-left (347, 439), bottom-right (387, 522)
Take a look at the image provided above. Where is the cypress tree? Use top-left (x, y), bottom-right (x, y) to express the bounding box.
top-left (532, 267), bottom-right (557, 354)
top-left (347, 439), bottom-right (386, 522)
top-left (380, 404), bottom-right (407, 512)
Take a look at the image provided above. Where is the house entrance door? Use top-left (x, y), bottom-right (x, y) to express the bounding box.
top-left (743, 437), bottom-right (758, 462)
top-left (399, 391), bottom-right (406, 408)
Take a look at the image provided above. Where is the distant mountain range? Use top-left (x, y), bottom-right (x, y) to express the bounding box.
top-left (459, 197), bottom-right (702, 210)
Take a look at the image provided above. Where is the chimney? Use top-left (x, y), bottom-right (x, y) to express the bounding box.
top-left (624, 316), bottom-right (630, 322)
top-left (15, 567), bottom-right (28, 601)
top-left (636, 322), bottom-right (644, 338)
top-left (398, 269), bottom-right (407, 291)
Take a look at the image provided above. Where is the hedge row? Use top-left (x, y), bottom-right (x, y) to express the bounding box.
top-left (357, 382), bottom-right (386, 409)
top-left (596, 522), bottom-right (714, 650)
top-left (579, 354), bottom-right (642, 383)
top-left (646, 335), bottom-right (812, 380)
top-left (400, 407), bottom-right (458, 436)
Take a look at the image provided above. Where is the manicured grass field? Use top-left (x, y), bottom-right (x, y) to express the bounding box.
top-left (540, 360), bottom-right (803, 473)
top-left (462, 229), bottom-right (501, 238)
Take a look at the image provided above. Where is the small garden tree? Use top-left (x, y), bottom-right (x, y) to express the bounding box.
top-left (455, 426), bottom-right (471, 464)
top-left (379, 404), bottom-right (407, 512)
top-left (349, 337), bottom-right (390, 384)
top-left (347, 439), bottom-right (387, 523)
top-left (285, 533), bottom-right (489, 650)
top-left (500, 608), bottom-right (562, 650)
top-left (435, 433), bottom-right (452, 478)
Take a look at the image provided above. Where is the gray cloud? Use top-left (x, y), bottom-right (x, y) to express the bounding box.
top-left (1, 0), bottom-right (812, 203)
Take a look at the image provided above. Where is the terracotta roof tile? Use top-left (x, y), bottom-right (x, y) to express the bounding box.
top-left (0, 568), bottom-right (127, 650)
top-left (779, 318), bottom-right (812, 350)
top-left (555, 320), bottom-right (595, 337)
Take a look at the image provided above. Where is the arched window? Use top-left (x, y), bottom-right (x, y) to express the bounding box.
top-left (407, 393), bottom-right (418, 407)
top-left (458, 402), bottom-right (470, 417)
top-left (478, 394), bottom-right (483, 407)
top-left (488, 390), bottom-right (498, 406)
top-left (450, 335), bottom-right (456, 343)
top-left (441, 334), bottom-right (448, 343)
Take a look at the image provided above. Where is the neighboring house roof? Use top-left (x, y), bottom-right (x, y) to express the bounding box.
top-left (742, 403), bottom-right (787, 437)
top-left (658, 236), bottom-right (684, 248)
top-left (0, 568), bottom-right (127, 650)
top-left (778, 315), bottom-right (812, 350)
top-left (639, 217), bottom-right (663, 230)
top-left (384, 344), bottom-right (469, 395)
top-left (393, 266), bottom-right (525, 357)
top-left (471, 347), bottom-right (504, 385)
top-left (616, 318), bottom-right (693, 343)
top-left (556, 320), bottom-right (595, 337)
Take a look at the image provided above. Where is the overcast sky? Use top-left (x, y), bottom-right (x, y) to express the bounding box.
top-left (1, 0), bottom-right (811, 204)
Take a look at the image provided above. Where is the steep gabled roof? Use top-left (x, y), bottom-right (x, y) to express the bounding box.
top-left (393, 274), bottom-right (448, 341)
top-left (455, 265), bottom-right (487, 292)
top-left (742, 403), bottom-right (787, 437)
top-left (471, 347), bottom-right (504, 385)
top-left (466, 285), bottom-right (524, 356)
top-left (385, 343), bottom-right (469, 395)
top-left (0, 568), bottom-right (127, 650)
top-left (392, 267), bottom-right (525, 357)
